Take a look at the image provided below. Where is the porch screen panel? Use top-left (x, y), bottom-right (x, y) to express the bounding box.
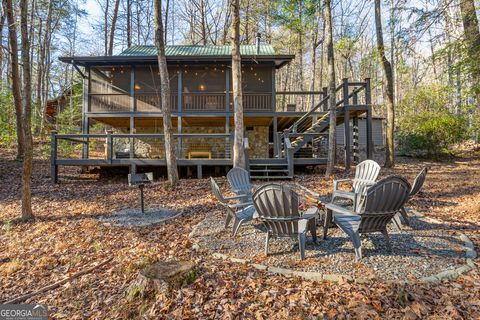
top-left (183, 66), bottom-right (226, 112)
top-left (229, 66), bottom-right (272, 111)
top-left (135, 66), bottom-right (179, 112)
top-left (90, 66), bottom-right (131, 112)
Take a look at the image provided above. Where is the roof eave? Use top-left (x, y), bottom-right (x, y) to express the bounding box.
top-left (59, 54), bottom-right (295, 69)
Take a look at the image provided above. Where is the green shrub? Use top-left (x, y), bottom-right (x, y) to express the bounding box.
top-left (397, 112), bottom-right (468, 158)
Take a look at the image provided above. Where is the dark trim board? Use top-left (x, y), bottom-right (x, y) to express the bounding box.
top-left (52, 157), bottom-right (327, 181)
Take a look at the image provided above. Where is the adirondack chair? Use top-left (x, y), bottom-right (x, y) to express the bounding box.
top-left (210, 177), bottom-right (255, 237)
top-left (393, 166), bottom-right (428, 228)
top-left (324, 175), bottom-right (411, 260)
top-left (331, 159), bottom-right (381, 210)
top-left (227, 167), bottom-right (253, 202)
top-left (252, 183), bottom-right (318, 260)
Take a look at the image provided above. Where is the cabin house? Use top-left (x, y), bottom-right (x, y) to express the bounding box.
top-left (53, 44), bottom-right (375, 182)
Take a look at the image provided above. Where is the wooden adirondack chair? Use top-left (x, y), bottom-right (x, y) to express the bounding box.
top-left (393, 166), bottom-right (428, 228)
top-left (227, 167), bottom-right (253, 202)
top-left (325, 175), bottom-right (411, 260)
top-left (210, 177), bottom-right (255, 237)
top-left (331, 159), bottom-right (381, 210)
top-left (252, 183), bottom-right (318, 260)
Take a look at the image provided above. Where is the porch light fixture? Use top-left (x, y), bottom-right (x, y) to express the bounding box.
top-left (134, 84), bottom-right (141, 90)
top-left (199, 84), bottom-right (206, 91)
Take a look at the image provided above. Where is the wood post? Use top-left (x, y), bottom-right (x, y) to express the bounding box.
top-left (273, 116), bottom-right (278, 157)
top-left (178, 70), bottom-right (183, 157)
top-left (50, 130), bottom-right (58, 184)
top-left (322, 87), bottom-right (328, 111)
top-left (352, 88), bottom-right (359, 164)
top-left (365, 78), bottom-right (373, 159)
top-left (82, 68), bottom-right (90, 160)
top-left (271, 68), bottom-right (276, 112)
top-left (197, 165), bottom-right (202, 179)
top-left (107, 129), bottom-right (114, 163)
top-left (342, 78), bottom-right (351, 170)
top-left (352, 117), bottom-right (359, 164)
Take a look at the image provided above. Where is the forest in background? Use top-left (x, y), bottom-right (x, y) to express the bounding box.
top-left (0, 0), bottom-right (479, 154)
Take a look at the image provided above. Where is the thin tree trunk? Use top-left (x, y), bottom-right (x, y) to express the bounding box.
top-left (374, 0), bottom-right (395, 168)
top-left (39, 0), bottom-right (53, 135)
top-left (231, 0), bottom-right (245, 168)
top-left (164, 0), bottom-right (169, 44)
top-left (324, 0), bottom-right (336, 177)
top-left (127, 0), bottom-right (131, 47)
top-left (154, 0), bottom-right (179, 185)
top-left (459, 0), bottom-right (480, 111)
top-left (104, 0), bottom-right (109, 55)
top-left (0, 12), bottom-right (6, 79)
top-left (20, 0), bottom-right (33, 220)
top-left (200, 0), bottom-right (207, 45)
top-left (4, 0), bottom-right (24, 159)
top-left (107, 0), bottom-right (120, 55)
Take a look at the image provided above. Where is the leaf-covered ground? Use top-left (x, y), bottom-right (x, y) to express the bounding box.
top-left (0, 147), bottom-right (479, 319)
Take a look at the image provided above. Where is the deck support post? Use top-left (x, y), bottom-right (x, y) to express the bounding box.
top-left (178, 70), bottom-right (183, 158)
top-left (322, 87), bottom-right (328, 111)
top-left (352, 117), bottom-right (359, 164)
top-left (129, 117), bottom-right (135, 159)
top-left (51, 130), bottom-right (58, 184)
top-left (197, 165), bottom-right (203, 179)
top-left (130, 164), bottom-right (137, 175)
top-left (225, 68), bottom-right (231, 160)
top-left (82, 68), bottom-right (90, 162)
top-left (343, 78), bottom-right (351, 170)
top-left (365, 78), bottom-right (373, 159)
top-left (130, 66), bottom-right (136, 159)
top-left (273, 116), bottom-right (278, 157)
top-left (352, 86), bottom-right (359, 164)
top-left (107, 129), bottom-right (113, 163)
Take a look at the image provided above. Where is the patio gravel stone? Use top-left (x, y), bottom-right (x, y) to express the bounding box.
top-left (190, 209), bottom-right (475, 282)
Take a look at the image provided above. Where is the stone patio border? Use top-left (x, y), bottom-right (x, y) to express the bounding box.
top-left (195, 210), bottom-right (477, 284)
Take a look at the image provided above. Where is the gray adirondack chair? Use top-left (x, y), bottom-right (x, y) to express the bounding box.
top-left (252, 183), bottom-right (318, 260)
top-left (393, 166), bottom-right (428, 228)
top-left (210, 177), bottom-right (255, 237)
top-left (324, 175), bottom-right (411, 260)
top-left (331, 160), bottom-right (381, 210)
top-left (227, 167), bottom-right (253, 202)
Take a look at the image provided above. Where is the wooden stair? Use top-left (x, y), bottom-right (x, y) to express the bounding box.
top-left (249, 159), bottom-right (292, 180)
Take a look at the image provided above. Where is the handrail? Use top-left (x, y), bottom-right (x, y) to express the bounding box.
top-left (287, 80), bottom-right (368, 135)
top-left (287, 95), bottom-right (329, 133)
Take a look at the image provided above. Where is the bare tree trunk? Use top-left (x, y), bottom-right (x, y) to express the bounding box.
top-left (231, 0), bottom-right (245, 168)
top-left (107, 0), bottom-right (120, 55)
top-left (39, 0), bottom-right (53, 135)
top-left (164, 0), bottom-right (169, 43)
top-left (459, 0), bottom-right (480, 111)
top-left (200, 0), bottom-right (207, 45)
top-left (0, 12), bottom-right (6, 79)
top-left (374, 0), bottom-right (395, 168)
top-left (4, 0), bottom-right (24, 160)
top-left (20, 0), bottom-right (33, 220)
top-left (324, 0), bottom-right (336, 177)
top-left (154, 0), bottom-right (179, 185)
top-left (127, 0), bottom-right (131, 47)
top-left (104, 0), bottom-right (109, 55)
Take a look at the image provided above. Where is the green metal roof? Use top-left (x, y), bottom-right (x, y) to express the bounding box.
top-left (119, 45), bottom-right (276, 57)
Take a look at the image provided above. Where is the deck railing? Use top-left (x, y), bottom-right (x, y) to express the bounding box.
top-left (89, 91), bottom-right (276, 113)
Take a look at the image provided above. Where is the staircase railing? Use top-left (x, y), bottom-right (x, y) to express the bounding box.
top-left (284, 136), bottom-right (294, 177)
top-left (286, 79), bottom-right (368, 136)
